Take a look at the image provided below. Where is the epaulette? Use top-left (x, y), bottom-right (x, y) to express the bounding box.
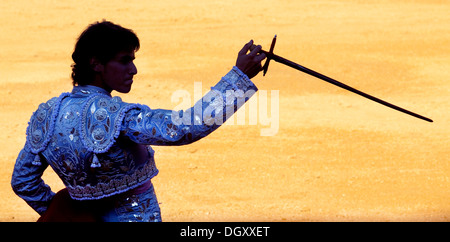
top-left (25, 93), bottom-right (70, 165)
top-left (79, 94), bottom-right (141, 168)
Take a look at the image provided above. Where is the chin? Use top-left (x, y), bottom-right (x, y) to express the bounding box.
top-left (116, 86), bottom-right (132, 93)
top-left (119, 89), bottom-right (132, 94)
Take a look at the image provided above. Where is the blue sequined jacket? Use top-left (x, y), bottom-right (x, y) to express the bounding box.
top-left (11, 67), bottom-right (257, 216)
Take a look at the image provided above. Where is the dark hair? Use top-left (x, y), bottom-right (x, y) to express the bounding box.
top-left (71, 20), bottom-right (140, 86)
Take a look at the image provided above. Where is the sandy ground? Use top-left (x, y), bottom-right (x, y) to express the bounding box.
top-left (0, 0), bottom-right (449, 222)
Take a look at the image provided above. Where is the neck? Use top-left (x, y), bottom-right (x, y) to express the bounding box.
top-left (89, 76), bottom-right (112, 93)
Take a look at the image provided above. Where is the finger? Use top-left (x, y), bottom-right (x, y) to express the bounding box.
top-left (254, 53), bottom-right (266, 62)
top-left (238, 40), bottom-right (253, 56)
top-left (249, 45), bottom-right (262, 57)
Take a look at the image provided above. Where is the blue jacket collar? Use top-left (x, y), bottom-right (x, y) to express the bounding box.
top-left (72, 85), bottom-right (111, 97)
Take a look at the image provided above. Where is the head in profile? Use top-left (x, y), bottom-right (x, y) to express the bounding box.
top-left (71, 20), bottom-right (140, 93)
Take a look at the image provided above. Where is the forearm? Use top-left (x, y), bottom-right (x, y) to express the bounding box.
top-left (11, 148), bottom-right (54, 215)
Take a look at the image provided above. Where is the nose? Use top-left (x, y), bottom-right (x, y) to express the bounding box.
top-left (130, 61), bottom-right (137, 75)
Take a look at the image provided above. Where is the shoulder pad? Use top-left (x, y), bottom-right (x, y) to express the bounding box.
top-left (80, 94), bottom-right (140, 153)
top-left (26, 93), bottom-right (70, 153)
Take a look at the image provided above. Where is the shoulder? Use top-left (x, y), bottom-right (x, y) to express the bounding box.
top-left (79, 94), bottom-right (148, 153)
top-left (26, 93), bottom-right (70, 153)
top-left (81, 94), bottom-right (146, 122)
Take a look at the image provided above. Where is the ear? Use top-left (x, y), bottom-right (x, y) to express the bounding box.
top-left (90, 57), bottom-right (104, 72)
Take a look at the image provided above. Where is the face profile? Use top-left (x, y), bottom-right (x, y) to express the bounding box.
top-left (91, 50), bottom-right (137, 93)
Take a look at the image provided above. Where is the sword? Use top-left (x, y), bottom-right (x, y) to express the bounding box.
top-left (255, 35), bottom-right (433, 123)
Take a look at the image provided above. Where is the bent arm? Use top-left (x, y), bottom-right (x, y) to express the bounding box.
top-left (121, 66), bottom-right (258, 146)
top-left (11, 147), bottom-right (54, 215)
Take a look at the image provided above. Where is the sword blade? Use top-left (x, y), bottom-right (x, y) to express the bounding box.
top-left (262, 50), bottom-right (433, 122)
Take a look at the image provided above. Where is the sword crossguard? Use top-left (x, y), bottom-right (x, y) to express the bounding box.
top-left (262, 35), bottom-right (277, 76)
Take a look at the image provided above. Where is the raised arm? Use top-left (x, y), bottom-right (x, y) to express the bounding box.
top-left (121, 66), bottom-right (257, 146)
top-left (120, 41), bottom-right (266, 146)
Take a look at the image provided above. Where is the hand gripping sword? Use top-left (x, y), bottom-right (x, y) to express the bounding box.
top-left (256, 35), bottom-right (433, 122)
